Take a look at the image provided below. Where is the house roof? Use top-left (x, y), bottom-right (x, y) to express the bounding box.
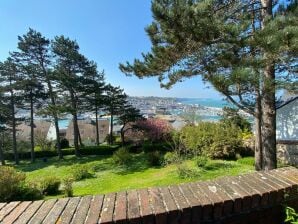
top-left (276, 96), bottom-right (298, 109)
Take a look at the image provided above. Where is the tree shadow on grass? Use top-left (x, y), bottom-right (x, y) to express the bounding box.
top-left (16, 155), bottom-right (112, 172)
top-left (113, 153), bottom-right (156, 175)
top-left (204, 161), bottom-right (236, 171)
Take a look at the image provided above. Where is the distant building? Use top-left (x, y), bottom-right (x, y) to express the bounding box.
top-left (16, 120), bottom-right (52, 141)
top-left (65, 119), bottom-right (109, 146)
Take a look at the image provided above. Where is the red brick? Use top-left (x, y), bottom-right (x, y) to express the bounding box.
top-left (60, 197), bottom-right (81, 224)
top-left (113, 192), bottom-right (127, 224)
top-left (148, 187), bottom-right (167, 224)
top-left (138, 189), bottom-right (154, 224)
top-left (99, 193), bottom-right (116, 224)
top-left (127, 190), bottom-right (140, 224)
top-left (86, 195), bottom-right (104, 224)
top-left (159, 187), bottom-right (179, 224)
top-left (2, 201), bottom-right (31, 224)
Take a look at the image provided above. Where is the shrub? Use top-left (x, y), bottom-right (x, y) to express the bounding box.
top-left (60, 138), bottom-right (70, 149)
top-left (147, 151), bottom-right (163, 166)
top-left (19, 182), bottom-right (43, 201)
top-left (112, 147), bottom-right (132, 166)
top-left (63, 177), bottom-right (74, 197)
top-left (39, 176), bottom-right (61, 195)
top-left (0, 166), bottom-right (26, 202)
top-left (71, 164), bottom-right (92, 181)
top-left (196, 156), bottom-right (208, 168)
top-left (164, 152), bottom-right (181, 165)
top-left (176, 163), bottom-right (198, 179)
top-left (180, 122), bottom-right (243, 159)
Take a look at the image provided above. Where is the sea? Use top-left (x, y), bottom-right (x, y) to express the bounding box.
top-left (176, 98), bottom-right (229, 108)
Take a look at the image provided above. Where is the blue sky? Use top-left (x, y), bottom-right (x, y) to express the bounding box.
top-left (0, 0), bottom-right (222, 98)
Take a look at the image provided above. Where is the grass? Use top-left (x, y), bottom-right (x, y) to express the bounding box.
top-left (13, 153), bottom-right (255, 198)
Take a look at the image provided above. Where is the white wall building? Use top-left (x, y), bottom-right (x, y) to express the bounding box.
top-left (276, 96), bottom-right (297, 141)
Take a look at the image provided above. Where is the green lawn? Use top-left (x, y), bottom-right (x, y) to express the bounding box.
top-left (14, 153), bottom-right (255, 198)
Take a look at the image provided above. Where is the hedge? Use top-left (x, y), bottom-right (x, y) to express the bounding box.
top-left (3, 145), bottom-right (120, 160)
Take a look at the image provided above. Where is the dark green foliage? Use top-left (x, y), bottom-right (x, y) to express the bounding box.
top-left (39, 176), bottom-right (61, 195)
top-left (0, 166), bottom-right (26, 202)
top-left (60, 138), bottom-right (70, 149)
top-left (4, 145), bottom-right (120, 160)
top-left (71, 164), bottom-right (92, 181)
top-left (221, 107), bottom-right (251, 132)
top-left (146, 151), bottom-right (163, 166)
top-left (180, 122), bottom-right (243, 159)
top-left (112, 147), bottom-right (132, 166)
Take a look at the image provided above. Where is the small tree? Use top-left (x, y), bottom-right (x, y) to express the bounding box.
top-left (220, 107), bottom-right (251, 132)
top-left (118, 104), bottom-right (143, 145)
top-left (135, 118), bottom-right (172, 143)
top-left (103, 85), bottom-right (127, 145)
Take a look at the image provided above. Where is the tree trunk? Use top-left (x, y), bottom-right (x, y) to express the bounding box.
top-left (120, 127), bottom-right (125, 146)
top-left (254, 92), bottom-right (263, 170)
top-left (30, 91), bottom-right (35, 163)
top-left (70, 91), bottom-right (80, 157)
top-left (78, 126), bottom-right (83, 146)
top-left (261, 64), bottom-right (277, 170)
top-left (10, 81), bottom-right (19, 164)
top-left (260, 0), bottom-right (276, 170)
top-left (54, 117), bottom-right (62, 159)
top-left (95, 106), bottom-right (99, 146)
top-left (109, 111), bottom-right (114, 145)
top-left (47, 81), bottom-right (62, 159)
top-left (0, 135), bottom-right (5, 165)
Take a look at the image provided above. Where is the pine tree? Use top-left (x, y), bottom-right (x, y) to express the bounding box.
top-left (103, 85), bottom-right (127, 145)
top-left (120, 0), bottom-right (298, 170)
top-left (16, 29), bottom-right (64, 159)
top-left (0, 59), bottom-right (22, 164)
top-left (80, 62), bottom-right (106, 146)
top-left (52, 36), bottom-right (89, 156)
top-left (0, 89), bottom-right (10, 165)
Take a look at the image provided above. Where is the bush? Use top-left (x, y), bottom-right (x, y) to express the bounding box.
top-left (60, 138), bottom-right (70, 149)
top-left (19, 183), bottom-right (43, 201)
top-left (39, 176), bottom-right (61, 195)
top-left (176, 164), bottom-right (198, 179)
top-left (196, 156), bottom-right (208, 168)
top-left (113, 147), bottom-right (130, 165)
top-left (112, 147), bottom-right (132, 166)
top-left (147, 151), bottom-right (163, 166)
top-left (71, 164), bottom-right (92, 181)
top-left (0, 166), bottom-right (26, 202)
top-left (180, 122), bottom-right (243, 159)
top-left (63, 177), bottom-right (74, 197)
top-left (164, 152), bottom-right (181, 165)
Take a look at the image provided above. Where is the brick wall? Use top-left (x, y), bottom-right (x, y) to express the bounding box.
top-left (1, 167), bottom-right (298, 224)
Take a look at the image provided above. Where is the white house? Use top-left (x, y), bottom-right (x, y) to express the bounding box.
top-left (276, 95), bottom-right (298, 165)
top-left (276, 96), bottom-right (298, 141)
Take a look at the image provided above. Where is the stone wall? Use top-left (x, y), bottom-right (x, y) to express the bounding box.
top-left (1, 167), bottom-right (298, 224)
top-left (277, 140), bottom-right (298, 166)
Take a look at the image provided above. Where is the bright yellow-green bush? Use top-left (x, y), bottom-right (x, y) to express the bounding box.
top-left (0, 166), bottom-right (26, 202)
top-left (180, 122), bottom-right (243, 159)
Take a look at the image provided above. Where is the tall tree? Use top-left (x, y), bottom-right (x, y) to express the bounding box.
top-left (17, 64), bottom-right (46, 163)
top-left (0, 90), bottom-right (10, 165)
top-left (118, 104), bottom-right (143, 145)
top-left (80, 62), bottom-right (106, 146)
top-left (16, 29), bottom-right (64, 159)
top-left (0, 59), bottom-right (21, 164)
top-left (103, 85), bottom-right (127, 145)
top-left (52, 36), bottom-right (89, 156)
top-left (120, 0), bottom-right (298, 170)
